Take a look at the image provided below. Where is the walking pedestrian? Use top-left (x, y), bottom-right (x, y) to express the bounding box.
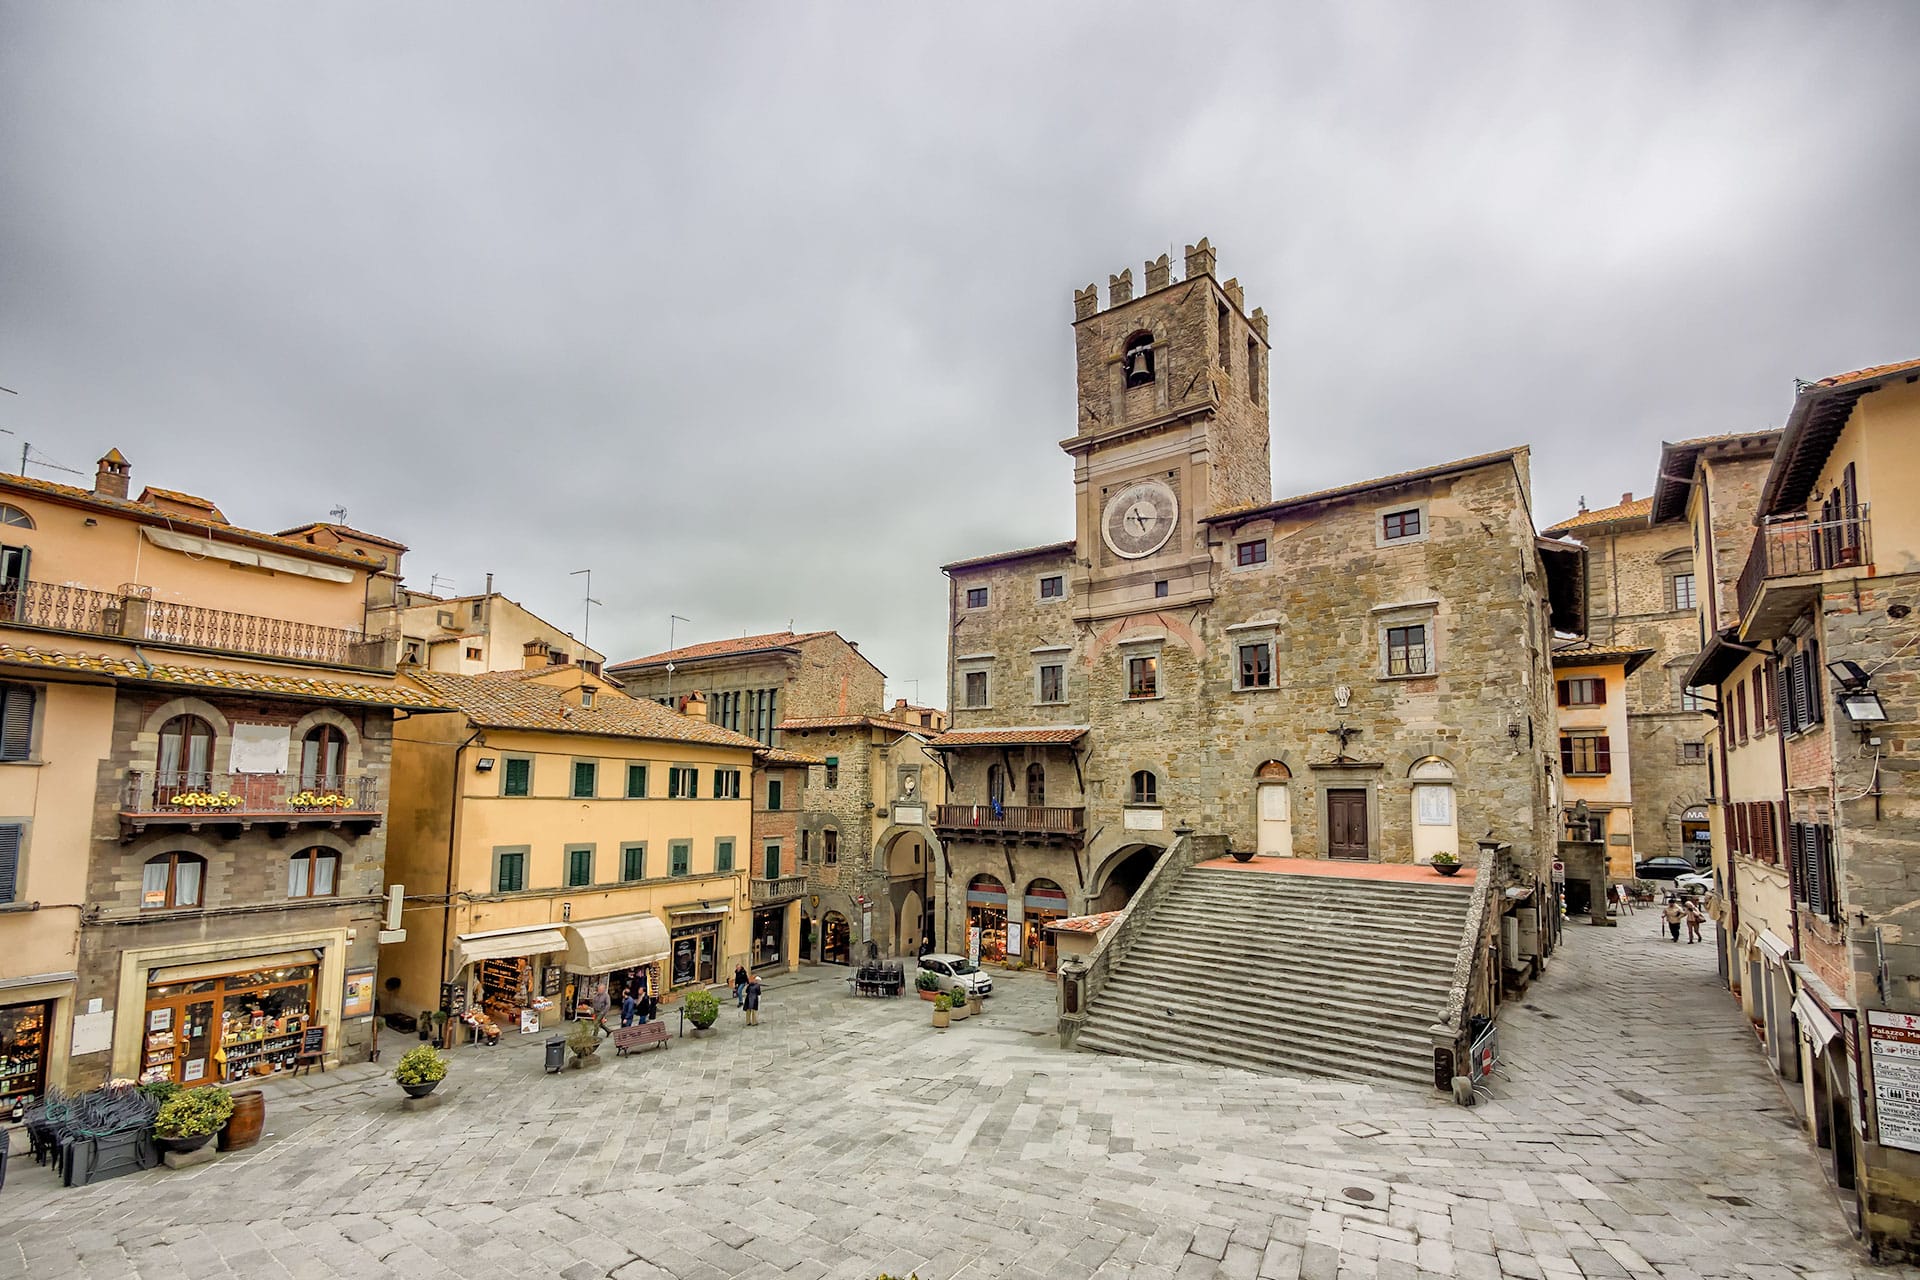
top-left (1663, 897), bottom-right (1684, 943)
top-left (732, 964), bottom-right (749, 1007)
top-left (743, 972), bottom-right (763, 1025)
top-left (1684, 897), bottom-right (1705, 944)
top-left (620, 987), bottom-right (636, 1028)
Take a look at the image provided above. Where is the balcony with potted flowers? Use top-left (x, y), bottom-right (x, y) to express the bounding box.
top-left (118, 771), bottom-right (383, 840)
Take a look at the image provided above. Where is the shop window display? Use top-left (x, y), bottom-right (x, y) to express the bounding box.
top-left (141, 963), bottom-right (316, 1086)
top-left (0, 1000), bottom-right (50, 1113)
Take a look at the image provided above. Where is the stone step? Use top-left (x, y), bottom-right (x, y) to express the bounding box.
top-left (1077, 1015), bottom-right (1435, 1088)
top-left (1184, 869), bottom-right (1474, 903)
top-left (1130, 923), bottom-right (1462, 963)
top-left (1163, 890), bottom-right (1472, 924)
top-left (1089, 987), bottom-right (1438, 1056)
top-left (1144, 912), bottom-right (1466, 952)
top-left (1114, 945), bottom-right (1449, 1003)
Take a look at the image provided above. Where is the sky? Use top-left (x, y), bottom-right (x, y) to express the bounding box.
top-left (4, 3), bottom-right (1918, 707)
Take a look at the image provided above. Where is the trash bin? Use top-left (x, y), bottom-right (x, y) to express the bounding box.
top-left (544, 1036), bottom-right (567, 1074)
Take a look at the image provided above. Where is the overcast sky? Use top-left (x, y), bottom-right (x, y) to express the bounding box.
top-left (5, 4), bottom-right (1918, 706)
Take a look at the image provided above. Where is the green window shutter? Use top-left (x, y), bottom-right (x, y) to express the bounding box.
top-left (627, 764), bottom-right (647, 798)
top-left (623, 845), bottom-right (645, 881)
top-left (716, 839), bottom-right (733, 873)
top-left (713, 770), bottom-right (724, 799)
top-left (767, 778), bottom-right (781, 810)
top-left (671, 841), bottom-right (690, 876)
top-left (0, 823), bottom-right (19, 904)
top-left (503, 757), bottom-right (531, 797)
top-left (498, 851), bottom-right (524, 892)
top-left (573, 761), bottom-right (596, 798)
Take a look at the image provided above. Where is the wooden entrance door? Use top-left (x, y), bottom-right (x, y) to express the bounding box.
top-left (1327, 789), bottom-right (1369, 860)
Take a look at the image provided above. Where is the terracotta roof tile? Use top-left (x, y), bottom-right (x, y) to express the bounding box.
top-left (778, 715), bottom-right (926, 735)
top-left (926, 726), bottom-right (1089, 748)
top-left (276, 520), bottom-right (410, 552)
top-left (1048, 910), bottom-right (1123, 935)
top-left (138, 487), bottom-right (226, 521)
top-left (1205, 447), bottom-right (1527, 524)
top-left (608, 630), bottom-right (835, 672)
top-left (1550, 642), bottom-right (1655, 675)
top-left (1814, 356), bottom-right (1920, 388)
top-left (1542, 497), bottom-right (1654, 536)
top-left (0, 642), bottom-right (449, 709)
top-left (409, 670), bottom-right (761, 749)
top-left (757, 747), bottom-right (825, 766)
top-left (939, 540), bottom-right (1076, 574)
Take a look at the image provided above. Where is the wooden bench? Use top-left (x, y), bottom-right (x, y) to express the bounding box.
top-left (612, 1022), bottom-right (670, 1056)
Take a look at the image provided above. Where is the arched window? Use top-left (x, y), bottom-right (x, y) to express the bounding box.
top-left (288, 847), bottom-right (340, 898)
top-left (1123, 332), bottom-right (1155, 388)
top-left (158, 715), bottom-right (215, 789)
top-left (1025, 762), bottom-right (1045, 807)
top-left (142, 852), bottom-right (205, 909)
top-left (300, 725), bottom-right (346, 790)
top-left (1130, 770), bottom-right (1157, 805)
top-left (0, 504), bottom-right (33, 529)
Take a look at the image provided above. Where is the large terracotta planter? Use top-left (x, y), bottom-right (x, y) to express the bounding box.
top-left (917, 988), bottom-right (940, 1002)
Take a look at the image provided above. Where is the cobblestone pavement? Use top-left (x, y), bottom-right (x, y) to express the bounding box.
top-left (2, 926), bottom-right (1908, 1280)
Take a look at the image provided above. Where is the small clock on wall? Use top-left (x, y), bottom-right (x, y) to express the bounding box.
top-left (1101, 478), bottom-right (1179, 559)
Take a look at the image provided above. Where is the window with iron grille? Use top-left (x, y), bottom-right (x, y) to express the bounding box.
top-left (1386, 625), bottom-right (1428, 676)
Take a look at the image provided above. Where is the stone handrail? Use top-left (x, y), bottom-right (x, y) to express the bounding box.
top-left (1055, 832), bottom-right (1206, 1047)
top-left (1429, 844), bottom-right (1499, 1095)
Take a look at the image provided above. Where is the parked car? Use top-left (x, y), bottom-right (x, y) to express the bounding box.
top-left (917, 954), bottom-right (993, 1000)
top-left (1635, 856), bottom-right (1697, 881)
top-left (1674, 872), bottom-right (1715, 895)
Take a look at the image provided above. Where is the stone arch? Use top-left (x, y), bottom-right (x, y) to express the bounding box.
top-left (1255, 759), bottom-right (1292, 781)
top-left (289, 706), bottom-right (365, 778)
top-left (872, 821), bottom-right (943, 877)
top-left (897, 888), bottom-right (925, 956)
top-left (1086, 839), bottom-right (1169, 901)
top-left (1407, 756), bottom-right (1459, 864)
top-left (135, 696), bottom-right (233, 774)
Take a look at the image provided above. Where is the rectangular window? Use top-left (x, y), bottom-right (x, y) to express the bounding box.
top-left (1386, 625), bottom-right (1428, 676)
top-left (621, 844), bottom-right (646, 882)
top-left (670, 840), bottom-right (691, 877)
top-left (495, 850), bottom-right (526, 893)
top-left (715, 838), bottom-right (734, 873)
top-left (668, 766), bottom-right (698, 798)
top-left (626, 764), bottom-right (648, 798)
top-left (571, 760), bottom-right (597, 798)
top-left (824, 756), bottom-right (839, 789)
top-left (763, 842), bottom-right (781, 878)
top-left (766, 778), bottom-right (782, 811)
top-left (1672, 572), bottom-right (1696, 612)
top-left (713, 768), bottom-right (741, 799)
top-left (1753, 673), bottom-right (1769, 737)
top-left (1559, 733), bottom-right (1612, 776)
top-left (1154, 580), bottom-right (1169, 598)
top-left (1735, 678), bottom-right (1750, 745)
top-left (465, 646), bottom-right (482, 661)
top-left (0, 823), bottom-right (20, 905)
top-left (1237, 641), bottom-right (1272, 689)
top-left (1382, 508), bottom-right (1421, 541)
top-left (801, 829), bottom-right (812, 864)
top-left (824, 829), bottom-right (838, 865)
top-left (1037, 663), bottom-right (1064, 703)
top-left (502, 757), bottom-right (532, 797)
top-left (1679, 741), bottom-right (1706, 763)
top-left (565, 846), bottom-right (593, 887)
top-left (1039, 575), bottom-right (1064, 599)
top-left (1556, 678), bottom-right (1604, 707)
top-left (1235, 539), bottom-right (1267, 567)
top-left (966, 587), bottom-right (988, 609)
top-left (964, 670), bottom-right (988, 708)
top-left (0, 684), bottom-right (34, 761)
top-left (1680, 683), bottom-right (1707, 712)
top-left (1127, 654), bottom-right (1158, 699)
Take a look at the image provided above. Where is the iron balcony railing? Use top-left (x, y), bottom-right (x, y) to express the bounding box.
top-left (121, 770), bottom-right (382, 817)
top-left (750, 874), bottom-right (808, 903)
top-left (1736, 507), bottom-right (1872, 620)
top-left (933, 803), bottom-right (1086, 835)
top-left (4, 580), bottom-right (395, 669)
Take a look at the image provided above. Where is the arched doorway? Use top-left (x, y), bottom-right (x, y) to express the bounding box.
top-left (820, 911), bottom-right (851, 966)
top-left (966, 874), bottom-right (1008, 962)
top-left (1091, 843), bottom-right (1166, 910)
top-left (1255, 760), bottom-right (1292, 856)
top-left (1022, 878), bottom-right (1068, 970)
top-left (1409, 757), bottom-right (1458, 864)
top-left (897, 889), bottom-right (924, 956)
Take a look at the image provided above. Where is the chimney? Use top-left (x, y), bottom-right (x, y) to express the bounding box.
top-left (679, 690), bottom-right (709, 720)
top-left (95, 449), bottom-right (131, 500)
top-left (893, 698), bottom-right (907, 712)
top-left (522, 639), bottom-right (551, 671)
top-left (1620, 491), bottom-right (1633, 505)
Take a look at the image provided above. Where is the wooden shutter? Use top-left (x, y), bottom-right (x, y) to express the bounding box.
top-left (1818, 825), bottom-right (1838, 923)
top-left (0, 823), bottom-right (19, 904)
top-left (1594, 736), bottom-right (1611, 775)
top-left (1556, 679), bottom-right (1570, 707)
top-left (1593, 680), bottom-right (1606, 706)
top-left (1559, 737), bottom-right (1575, 775)
top-left (1802, 824), bottom-right (1825, 915)
top-left (1791, 651), bottom-right (1812, 730)
top-left (0, 685), bottom-right (31, 761)
top-left (1806, 643), bottom-right (1823, 725)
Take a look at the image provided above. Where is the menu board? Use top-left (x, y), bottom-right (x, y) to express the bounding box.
top-left (1868, 1010), bottom-right (1920, 1154)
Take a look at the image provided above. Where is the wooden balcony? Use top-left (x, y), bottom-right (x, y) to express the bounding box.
top-left (4, 581), bottom-right (396, 671)
top-left (119, 770), bottom-right (383, 840)
top-left (933, 803), bottom-right (1085, 846)
top-left (1736, 508), bottom-right (1872, 640)
top-left (750, 874), bottom-right (807, 904)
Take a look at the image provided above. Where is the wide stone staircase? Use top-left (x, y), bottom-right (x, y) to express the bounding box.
top-left (1074, 866), bottom-right (1474, 1088)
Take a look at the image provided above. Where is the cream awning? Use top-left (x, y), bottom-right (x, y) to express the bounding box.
top-left (151, 949), bottom-right (322, 985)
top-left (142, 526), bottom-right (356, 582)
top-left (562, 914), bottom-right (671, 975)
top-left (1757, 930), bottom-right (1792, 966)
top-left (1794, 990), bottom-right (1842, 1051)
top-left (453, 926), bottom-right (567, 970)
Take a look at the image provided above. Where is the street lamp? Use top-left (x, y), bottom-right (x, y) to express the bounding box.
top-left (1828, 660), bottom-right (1889, 724)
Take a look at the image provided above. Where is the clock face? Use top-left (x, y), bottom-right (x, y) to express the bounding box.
top-left (1101, 479), bottom-right (1179, 559)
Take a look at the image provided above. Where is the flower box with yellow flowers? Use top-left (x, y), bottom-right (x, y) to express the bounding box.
top-left (288, 791), bottom-right (352, 810)
top-left (170, 791), bottom-right (244, 810)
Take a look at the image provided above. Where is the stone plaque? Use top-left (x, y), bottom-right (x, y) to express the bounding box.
top-left (1123, 808), bottom-right (1164, 831)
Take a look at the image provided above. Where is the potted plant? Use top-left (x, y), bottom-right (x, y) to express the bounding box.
top-left (931, 994), bottom-right (951, 1029)
top-left (684, 989), bottom-right (720, 1035)
top-left (1430, 851), bottom-right (1462, 877)
top-left (153, 1086), bottom-right (235, 1154)
top-left (566, 1022), bottom-right (601, 1067)
top-left (966, 991), bottom-right (985, 1016)
top-left (393, 1044), bottom-right (448, 1098)
top-left (915, 971), bottom-right (942, 1001)
top-left (947, 990), bottom-right (970, 1021)
top-left (1230, 847), bottom-right (1256, 863)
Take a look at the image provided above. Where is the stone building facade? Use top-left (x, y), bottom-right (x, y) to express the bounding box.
top-left (1543, 494), bottom-right (1715, 863)
top-left (607, 630), bottom-right (885, 748)
top-left (933, 240), bottom-right (1582, 960)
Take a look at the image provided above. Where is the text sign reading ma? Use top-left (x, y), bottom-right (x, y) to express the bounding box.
top-left (1869, 1010), bottom-right (1920, 1154)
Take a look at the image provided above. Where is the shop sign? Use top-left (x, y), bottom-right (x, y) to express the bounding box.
top-left (968, 926), bottom-right (980, 967)
top-left (520, 1009), bottom-right (540, 1036)
top-left (862, 910), bottom-right (872, 943)
top-left (1869, 1011), bottom-right (1920, 1154)
top-left (342, 967), bottom-right (375, 1020)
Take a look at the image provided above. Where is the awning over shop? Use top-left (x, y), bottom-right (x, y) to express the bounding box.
top-left (1758, 930), bottom-right (1792, 966)
top-left (150, 949), bottom-right (322, 985)
top-left (1794, 990), bottom-right (1842, 1051)
top-left (666, 902), bottom-right (730, 920)
top-left (453, 926), bottom-right (567, 971)
top-left (563, 914), bottom-right (671, 975)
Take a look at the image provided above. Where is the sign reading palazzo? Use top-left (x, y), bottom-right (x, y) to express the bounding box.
top-left (1868, 1010), bottom-right (1920, 1154)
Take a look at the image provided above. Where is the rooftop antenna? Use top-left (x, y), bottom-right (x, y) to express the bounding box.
top-left (428, 573), bottom-right (454, 596)
top-left (666, 614), bottom-right (690, 703)
top-left (19, 444), bottom-right (84, 478)
top-left (569, 569), bottom-right (602, 645)
top-left (328, 504), bottom-right (348, 524)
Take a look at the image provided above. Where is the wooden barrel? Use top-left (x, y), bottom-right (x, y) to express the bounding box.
top-left (218, 1089), bottom-right (265, 1151)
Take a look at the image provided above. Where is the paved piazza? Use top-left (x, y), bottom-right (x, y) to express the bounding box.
top-left (2, 923), bottom-right (1908, 1280)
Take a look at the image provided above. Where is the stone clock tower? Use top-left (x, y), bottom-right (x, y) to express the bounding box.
top-left (1065, 238), bottom-right (1272, 622)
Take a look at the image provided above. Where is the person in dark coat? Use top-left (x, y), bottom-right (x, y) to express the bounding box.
top-left (620, 987), bottom-right (637, 1028)
top-left (732, 964), bottom-right (749, 1007)
top-left (743, 973), bottom-right (763, 1025)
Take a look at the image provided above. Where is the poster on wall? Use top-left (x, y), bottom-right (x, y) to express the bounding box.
top-left (1007, 924), bottom-right (1022, 958)
top-left (229, 723), bottom-right (292, 775)
top-left (1869, 1011), bottom-right (1920, 1154)
top-left (341, 968), bottom-right (375, 1019)
top-left (519, 1008), bottom-right (540, 1036)
top-left (183, 1059), bottom-right (205, 1082)
top-left (149, 1008), bottom-right (172, 1033)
